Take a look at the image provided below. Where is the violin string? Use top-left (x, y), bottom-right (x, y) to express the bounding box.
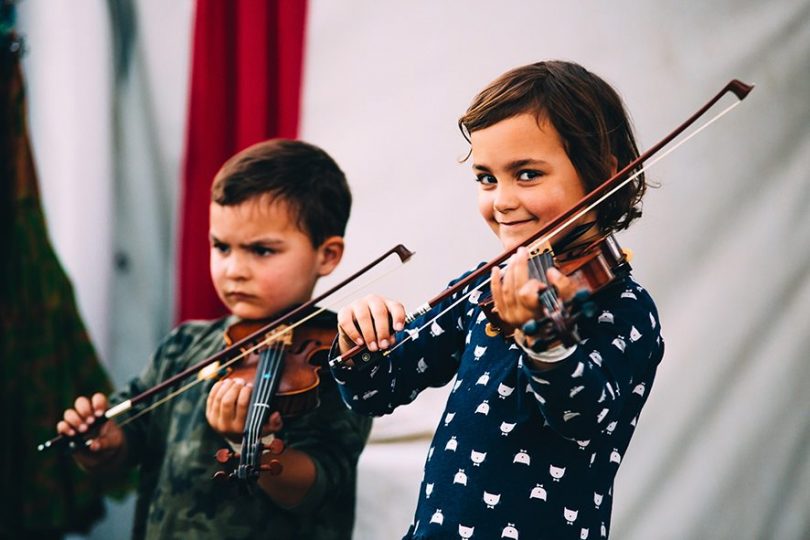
top-left (534, 250), bottom-right (558, 312)
top-left (247, 349), bottom-right (269, 455)
top-left (384, 99), bottom-right (744, 357)
top-left (246, 345), bottom-right (283, 467)
top-left (248, 350), bottom-right (270, 455)
top-left (244, 347), bottom-right (273, 467)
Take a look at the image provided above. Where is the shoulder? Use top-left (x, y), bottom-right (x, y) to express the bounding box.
top-left (589, 275), bottom-right (663, 351)
top-left (447, 261), bottom-right (489, 287)
top-left (443, 261), bottom-right (492, 301)
top-left (609, 276), bottom-right (660, 321)
top-left (154, 317), bottom-right (231, 361)
top-left (595, 274), bottom-right (656, 306)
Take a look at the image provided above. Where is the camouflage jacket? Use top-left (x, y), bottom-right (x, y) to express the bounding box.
top-left (111, 315), bottom-right (372, 540)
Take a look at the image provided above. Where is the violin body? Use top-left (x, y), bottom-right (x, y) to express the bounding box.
top-left (222, 320), bottom-right (335, 417)
top-left (553, 234), bottom-right (630, 296)
top-left (479, 234), bottom-right (630, 348)
top-left (214, 311), bottom-right (337, 484)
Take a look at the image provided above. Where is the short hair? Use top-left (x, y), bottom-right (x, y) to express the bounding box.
top-left (459, 60), bottom-right (645, 233)
top-left (211, 139), bottom-right (351, 246)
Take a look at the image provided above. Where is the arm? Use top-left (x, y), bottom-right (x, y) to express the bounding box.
top-left (205, 370), bottom-right (372, 509)
top-left (263, 377), bottom-right (372, 511)
top-left (54, 325), bottom-right (188, 472)
top-left (56, 392), bottom-right (128, 473)
top-left (330, 270), bottom-right (484, 415)
top-left (205, 377), bottom-right (325, 508)
top-left (523, 283), bottom-right (662, 440)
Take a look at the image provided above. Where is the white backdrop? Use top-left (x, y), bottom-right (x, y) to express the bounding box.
top-left (18, 1), bottom-right (810, 539)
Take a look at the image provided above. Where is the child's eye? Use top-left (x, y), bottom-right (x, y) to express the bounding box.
top-left (212, 241), bottom-right (229, 254)
top-left (475, 174), bottom-right (497, 186)
top-left (252, 246), bottom-right (277, 257)
top-left (517, 170), bottom-right (543, 181)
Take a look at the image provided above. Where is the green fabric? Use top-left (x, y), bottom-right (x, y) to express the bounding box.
top-left (113, 316), bottom-right (372, 540)
top-left (0, 3), bottom-right (16, 37)
top-left (0, 32), bottom-right (117, 536)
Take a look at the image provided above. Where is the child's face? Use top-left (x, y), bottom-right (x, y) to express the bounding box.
top-left (471, 113), bottom-right (589, 250)
top-left (209, 197), bottom-right (341, 320)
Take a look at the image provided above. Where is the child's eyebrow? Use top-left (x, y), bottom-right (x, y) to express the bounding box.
top-left (239, 239), bottom-right (284, 249)
top-left (208, 234), bottom-right (284, 248)
top-left (473, 158), bottom-right (550, 173)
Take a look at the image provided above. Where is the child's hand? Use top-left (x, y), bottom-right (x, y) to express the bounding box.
top-left (337, 294), bottom-right (406, 354)
top-left (206, 377), bottom-right (283, 441)
top-left (491, 247), bottom-right (577, 328)
top-left (57, 393), bottom-right (125, 468)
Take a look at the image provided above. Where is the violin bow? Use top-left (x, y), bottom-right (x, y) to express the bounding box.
top-left (331, 79), bottom-right (754, 367)
top-left (38, 244), bottom-right (414, 452)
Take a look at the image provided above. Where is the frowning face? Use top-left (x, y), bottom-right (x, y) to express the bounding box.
top-left (209, 196), bottom-right (341, 321)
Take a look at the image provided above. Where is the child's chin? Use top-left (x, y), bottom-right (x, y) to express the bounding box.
top-left (230, 306), bottom-right (270, 321)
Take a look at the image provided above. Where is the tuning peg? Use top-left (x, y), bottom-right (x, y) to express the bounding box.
top-left (215, 448), bottom-right (238, 463)
top-left (260, 459), bottom-right (283, 476)
top-left (264, 438), bottom-right (285, 455)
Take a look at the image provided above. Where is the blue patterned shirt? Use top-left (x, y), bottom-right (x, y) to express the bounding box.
top-left (330, 267), bottom-right (664, 540)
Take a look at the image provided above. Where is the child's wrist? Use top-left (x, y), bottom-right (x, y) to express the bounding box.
top-left (514, 329), bottom-right (576, 368)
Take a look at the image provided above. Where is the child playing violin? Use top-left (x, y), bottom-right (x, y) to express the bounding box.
top-left (332, 61), bottom-right (665, 539)
top-left (56, 140), bottom-right (371, 539)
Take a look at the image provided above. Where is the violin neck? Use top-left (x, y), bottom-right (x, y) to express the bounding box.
top-left (239, 345), bottom-right (285, 477)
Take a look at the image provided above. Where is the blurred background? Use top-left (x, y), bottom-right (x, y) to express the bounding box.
top-left (5, 0), bottom-right (809, 538)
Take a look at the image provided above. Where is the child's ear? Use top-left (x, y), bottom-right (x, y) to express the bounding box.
top-left (609, 155), bottom-right (619, 176)
top-left (316, 236), bottom-right (345, 277)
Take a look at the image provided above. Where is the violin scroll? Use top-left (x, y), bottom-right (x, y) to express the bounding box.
top-left (213, 436), bottom-right (287, 482)
top-left (213, 319), bottom-right (335, 487)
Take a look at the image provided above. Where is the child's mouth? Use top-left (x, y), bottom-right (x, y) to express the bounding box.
top-left (226, 292), bottom-right (253, 302)
top-left (500, 218), bottom-right (535, 227)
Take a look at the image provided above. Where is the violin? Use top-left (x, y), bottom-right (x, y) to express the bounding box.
top-left (478, 232), bottom-right (632, 349)
top-left (38, 244), bottom-right (413, 454)
top-left (213, 314), bottom-right (336, 484)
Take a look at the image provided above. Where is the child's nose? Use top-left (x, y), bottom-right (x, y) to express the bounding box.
top-left (493, 183), bottom-right (520, 213)
top-left (224, 252), bottom-right (250, 279)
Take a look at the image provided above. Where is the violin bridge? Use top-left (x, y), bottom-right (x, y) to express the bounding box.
top-left (527, 239), bottom-right (552, 258)
top-left (264, 324), bottom-right (294, 347)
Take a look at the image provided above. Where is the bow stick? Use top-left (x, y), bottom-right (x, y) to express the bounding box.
top-left (39, 243), bottom-right (414, 452)
top-left (331, 79), bottom-right (754, 367)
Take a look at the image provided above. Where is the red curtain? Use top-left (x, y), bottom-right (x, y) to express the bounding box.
top-left (177, 0), bottom-right (308, 322)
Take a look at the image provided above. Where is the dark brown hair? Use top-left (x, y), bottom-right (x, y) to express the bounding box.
top-left (459, 60), bottom-right (645, 232)
top-left (211, 139), bottom-right (351, 246)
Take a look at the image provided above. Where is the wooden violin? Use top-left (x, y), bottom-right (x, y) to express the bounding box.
top-left (38, 244), bottom-right (413, 453)
top-left (479, 232), bottom-right (631, 348)
top-left (212, 314), bottom-right (337, 484)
